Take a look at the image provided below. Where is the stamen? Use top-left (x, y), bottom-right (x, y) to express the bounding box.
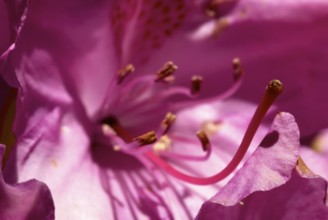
top-left (155, 61), bottom-right (178, 82)
top-left (145, 80), bottom-right (284, 185)
top-left (171, 58), bottom-right (244, 110)
top-left (197, 130), bottom-right (210, 152)
top-left (232, 58), bottom-right (243, 81)
top-left (134, 131), bottom-right (157, 146)
top-left (160, 112), bottom-right (176, 135)
top-left (117, 64), bottom-right (135, 84)
top-left (191, 75), bottom-right (203, 95)
top-left (159, 131), bottom-right (212, 162)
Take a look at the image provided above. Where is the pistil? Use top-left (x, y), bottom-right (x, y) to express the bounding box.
top-left (145, 80), bottom-right (284, 185)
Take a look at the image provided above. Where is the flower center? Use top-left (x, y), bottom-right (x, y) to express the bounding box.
top-left (97, 60), bottom-right (283, 185)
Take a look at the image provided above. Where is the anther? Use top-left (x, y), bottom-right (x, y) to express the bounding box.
top-left (202, 121), bottom-right (222, 136)
top-left (232, 58), bottom-right (243, 81)
top-left (134, 131), bottom-right (157, 146)
top-left (155, 61), bottom-right (178, 82)
top-left (117, 64), bottom-right (135, 84)
top-left (161, 112), bottom-right (176, 135)
top-left (191, 75), bottom-right (203, 95)
top-left (163, 75), bottom-right (176, 84)
top-left (197, 130), bottom-right (211, 152)
top-left (153, 135), bottom-right (171, 153)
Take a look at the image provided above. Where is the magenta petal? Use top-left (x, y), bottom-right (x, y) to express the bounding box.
top-left (196, 170), bottom-right (328, 220)
top-left (0, 144), bottom-right (55, 220)
top-left (0, 0), bottom-right (28, 87)
top-left (300, 147), bottom-right (328, 181)
top-left (0, 0), bottom-right (10, 55)
top-left (194, 1), bottom-right (328, 135)
top-left (213, 112), bottom-right (300, 204)
top-left (198, 113), bottom-right (328, 219)
top-left (6, 0), bottom-right (119, 116)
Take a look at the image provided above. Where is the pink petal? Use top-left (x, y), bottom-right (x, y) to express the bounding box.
top-left (5, 108), bottom-right (208, 219)
top-left (192, 0), bottom-right (328, 135)
top-left (196, 170), bottom-right (328, 220)
top-left (211, 112), bottom-right (300, 205)
top-left (0, 0), bottom-right (10, 55)
top-left (195, 112), bottom-right (328, 219)
top-left (5, 0), bottom-right (119, 116)
top-left (0, 144), bottom-right (55, 220)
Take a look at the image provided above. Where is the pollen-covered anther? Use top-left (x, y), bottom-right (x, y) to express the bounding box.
top-left (163, 75), bottom-right (176, 84)
top-left (113, 145), bottom-right (121, 151)
top-left (134, 131), bottom-right (157, 146)
top-left (232, 57), bottom-right (243, 81)
top-left (117, 63), bottom-right (135, 84)
top-left (197, 130), bottom-right (211, 152)
top-left (161, 112), bottom-right (176, 134)
top-left (202, 121), bottom-right (222, 137)
top-left (191, 75), bottom-right (203, 95)
top-left (153, 135), bottom-right (172, 153)
top-left (155, 61), bottom-right (178, 82)
top-left (102, 124), bottom-right (117, 136)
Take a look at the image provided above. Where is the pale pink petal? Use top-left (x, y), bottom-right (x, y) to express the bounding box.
top-left (195, 112), bottom-right (325, 219)
top-left (196, 170), bottom-right (328, 220)
top-left (5, 107), bottom-right (208, 219)
top-left (0, 144), bottom-right (55, 220)
top-left (5, 0), bottom-right (119, 116)
top-left (0, 0), bottom-right (10, 55)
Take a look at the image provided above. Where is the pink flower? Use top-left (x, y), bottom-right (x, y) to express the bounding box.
top-left (1, 0), bottom-right (328, 219)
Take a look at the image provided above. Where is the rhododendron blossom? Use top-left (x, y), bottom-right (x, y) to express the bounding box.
top-left (1, 0), bottom-right (328, 220)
